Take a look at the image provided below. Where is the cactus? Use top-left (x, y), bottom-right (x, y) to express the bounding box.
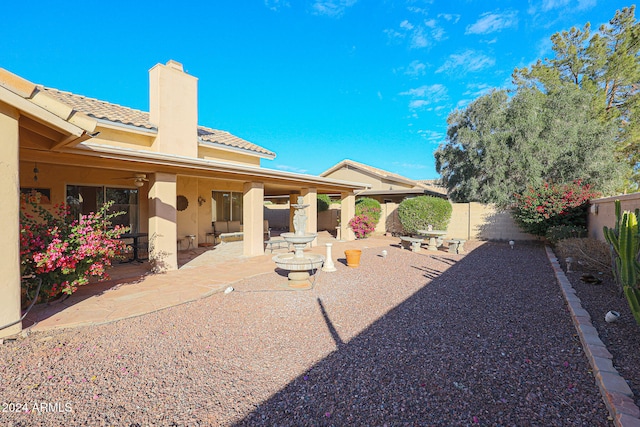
top-left (624, 287), bottom-right (640, 325)
top-left (603, 200), bottom-right (640, 325)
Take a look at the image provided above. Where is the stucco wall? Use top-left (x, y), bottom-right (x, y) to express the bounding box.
top-left (311, 197), bottom-right (537, 241)
top-left (588, 193), bottom-right (640, 241)
top-left (264, 204), bottom-right (290, 230)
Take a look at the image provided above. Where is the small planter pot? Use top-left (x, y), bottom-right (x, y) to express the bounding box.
top-left (345, 249), bottom-right (362, 267)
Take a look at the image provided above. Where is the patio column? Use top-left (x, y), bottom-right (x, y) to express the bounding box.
top-left (301, 187), bottom-right (318, 247)
top-left (243, 181), bottom-right (264, 256)
top-left (148, 172), bottom-right (178, 271)
top-left (0, 103), bottom-right (22, 338)
top-left (340, 191), bottom-right (356, 241)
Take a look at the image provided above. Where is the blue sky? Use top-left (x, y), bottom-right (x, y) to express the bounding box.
top-left (1, 0), bottom-right (633, 179)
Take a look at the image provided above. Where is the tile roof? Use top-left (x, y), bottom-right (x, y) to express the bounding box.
top-left (415, 179), bottom-right (448, 196)
top-left (321, 159), bottom-right (448, 196)
top-left (322, 159), bottom-right (417, 186)
top-left (39, 87), bottom-right (275, 157)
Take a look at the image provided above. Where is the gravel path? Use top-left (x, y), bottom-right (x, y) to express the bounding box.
top-left (0, 241), bottom-right (610, 426)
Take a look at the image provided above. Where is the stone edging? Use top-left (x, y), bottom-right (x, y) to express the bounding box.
top-left (546, 246), bottom-right (640, 427)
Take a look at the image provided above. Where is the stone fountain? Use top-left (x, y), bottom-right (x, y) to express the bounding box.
top-left (272, 196), bottom-right (325, 289)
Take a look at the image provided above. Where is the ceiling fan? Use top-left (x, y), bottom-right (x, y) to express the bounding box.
top-left (114, 173), bottom-right (149, 187)
top-left (131, 174), bottom-right (149, 187)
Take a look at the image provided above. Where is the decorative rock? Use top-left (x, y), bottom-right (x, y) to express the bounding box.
top-left (605, 310), bottom-right (621, 323)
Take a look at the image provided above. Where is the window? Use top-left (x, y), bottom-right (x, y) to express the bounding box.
top-left (66, 185), bottom-right (139, 232)
top-left (211, 191), bottom-right (243, 222)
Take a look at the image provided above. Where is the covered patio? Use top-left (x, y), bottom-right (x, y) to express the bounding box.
top-left (0, 62), bottom-right (368, 338)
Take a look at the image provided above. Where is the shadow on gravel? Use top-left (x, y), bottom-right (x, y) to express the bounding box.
top-left (22, 274), bottom-right (148, 329)
top-left (411, 264), bottom-right (448, 280)
top-left (234, 241), bottom-right (610, 426)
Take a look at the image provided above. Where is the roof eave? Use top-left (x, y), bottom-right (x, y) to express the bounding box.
top-left (0, 85), bottom-right (96, 141)
top-left (73, 141), bottom-right (368, 191)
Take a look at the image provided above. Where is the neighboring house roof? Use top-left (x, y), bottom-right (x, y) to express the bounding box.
top-left (40, 87), bottom-right (275, 158)
top-left (320, 159), bottom-right (418, 187)
top-left (415, 179), bottom-right (448, 196)
top-left (320, 159), bottom-right (448, 198)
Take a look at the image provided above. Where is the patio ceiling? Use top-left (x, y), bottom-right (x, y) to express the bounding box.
top-left (19, 141), bottom-right (370, 197)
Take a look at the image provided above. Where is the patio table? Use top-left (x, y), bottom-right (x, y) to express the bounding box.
top-left (416, 230), bottom-right (447, 251)
top-left (119, 232), bottom-right (148, 262)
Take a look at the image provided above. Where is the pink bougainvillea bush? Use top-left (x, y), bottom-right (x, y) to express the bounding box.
top-left (512, 180), bottom-right (601, 237)
top-left (348, 214), bottom-right (377, 239)
top-left (20, 200), bottom-right (129, 304)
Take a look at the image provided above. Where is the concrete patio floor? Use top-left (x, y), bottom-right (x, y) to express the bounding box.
top-left (22, 232), bottom-right (401, 332)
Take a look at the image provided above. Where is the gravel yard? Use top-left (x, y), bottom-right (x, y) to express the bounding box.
top-left (0, 241), bottom-right (611, 426)
top-left (566, 260), bottom-right (640, 410)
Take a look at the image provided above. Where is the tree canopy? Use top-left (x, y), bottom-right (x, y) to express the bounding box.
top-left (435, 6), bottom-right (639, 204)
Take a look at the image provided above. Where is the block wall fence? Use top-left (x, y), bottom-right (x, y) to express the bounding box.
top-left (265, 192), bottom-right (640, 242)
top-left (266, 201), bottom-right (538, 241)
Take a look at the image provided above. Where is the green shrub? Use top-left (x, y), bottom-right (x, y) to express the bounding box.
top-left (355, 197), bottom-right (381, 224)
top-left (398, 196), bottom-right (452, 235)
top-left (317, 194), bottom-right (331, 212)
top-left (545, 225), bottom-right (587, 245)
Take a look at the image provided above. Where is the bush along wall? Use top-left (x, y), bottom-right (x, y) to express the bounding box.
top-left (512, 180), bottom-right (600, 237)
top-left (355, 197), bottom-right (381, 223)
top-left (398, 196), bottom-right (452, 235)
top-left (317, 194), bottom-right (331, 212)
top-left (347, 197), bottom-right (382, 239)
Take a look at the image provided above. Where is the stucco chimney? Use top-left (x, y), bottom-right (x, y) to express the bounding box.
top-left (149, 60), bottom-right (198, 157)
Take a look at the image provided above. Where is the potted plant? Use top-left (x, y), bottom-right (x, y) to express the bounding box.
top-left (344, 249), bottom-right (362, 267)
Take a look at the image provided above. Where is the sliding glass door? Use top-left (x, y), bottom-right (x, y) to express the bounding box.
top-left (66, 185), bottom-right (139, 232)
top-left (211, 191), bottom-right (242, 222)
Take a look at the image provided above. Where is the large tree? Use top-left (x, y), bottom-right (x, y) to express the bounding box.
top-left (514, 6), bottom-right (640, 185)
top-left (435, 86), bottom-right (624, 205)
top-left (436, 6), bottom-right (637, 204)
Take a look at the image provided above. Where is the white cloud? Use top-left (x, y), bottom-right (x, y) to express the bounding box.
top-left (264, 0), bottom-right (290, 11)
top-left (464, 83), bottom-right (493, 98)
top-left (311, 0), bottom-right (357, 17)
top-left (409, 100), bottom-right (430, 109)
top-left (465, 10), bottom-right (518, 35)
top-left (400, 20), bottom-right (414, 30)
top-left (425, 19), bottom-right (446, 41)
top-left (576, 0), bottom-right (596, 10)
top-left (417, 130), bottom-right (445, 144)
top-left (529, 0), bottom-right (592, 14)
top-left (410, 27), bottom-right (429, 48)
top-left (407, 6), bottom-right (430, 15)
top-left (404, 60), bottom-right (427, 77)
top-left (438, 13), bottom-right (460, 24)
top-left (385, 17), bottom-right (447, 49)
top-left (436, 50), bottom-right (495, 74)
top-left (400, 84), bottom-right (449, 110)
top-left (540, 0), bottom-right (570, 12)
